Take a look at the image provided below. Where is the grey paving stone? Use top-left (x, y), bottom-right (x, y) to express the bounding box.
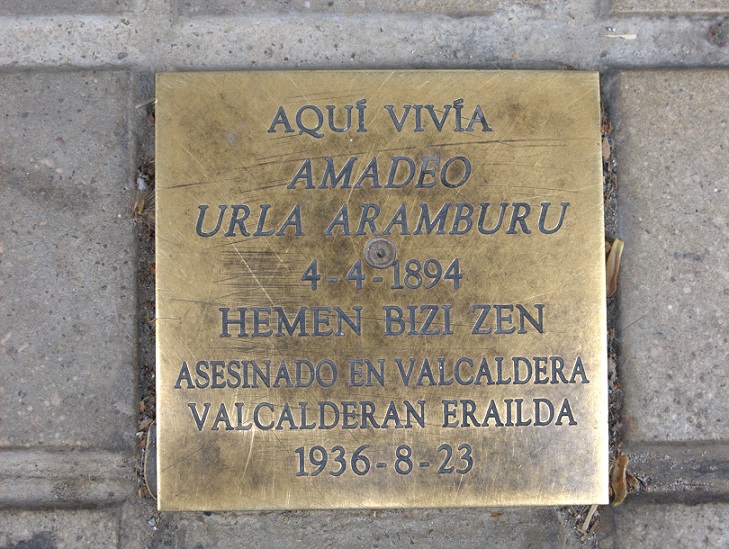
top-left (0, 509), bottom-right (120, 547)
top-left (610, 0), bottom-right (727, 14)
top-left (0, 449), bottom-right (132, 507)
top-left (625, 442), bottom-right (729, 501)
top-left (0, 4), bottom-right (725, 71)
top-left (0, 71), bottom-right (136, 451)
top-left (150, 508), bottom-right (559, 548)
top-left (615, 70), bottom-right (729, 443)
top-left (614, 501), bottom-right (729, 548)
top-left (178, 0), bottom-right (544, 16)
top-left (0, 0), bottom-right (132, 16)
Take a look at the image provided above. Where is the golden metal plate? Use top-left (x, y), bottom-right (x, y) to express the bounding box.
top-left (155, 70), bottom-right (608, 511)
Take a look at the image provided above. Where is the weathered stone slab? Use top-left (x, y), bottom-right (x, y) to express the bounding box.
top-left (0, 450), bottom-right (131, 507)
top-left (151, 508), bottom-right (559, 548)
top-left (178, 0), bottom-right (544, 16)
top-left (615, 70), bottom-right (729, 442)
top-left (0, 509), bottom-right (119, 547)
top-left (625, 442), bottom-right (729, 501)
top-left (611, 0), bottom-right (727, 14)
top-left (614, 502), bottom-right (729, 547)
top-left (0, 0), bottom-right (132, 16)
top-left (0, 71), bottom-right (136, 450)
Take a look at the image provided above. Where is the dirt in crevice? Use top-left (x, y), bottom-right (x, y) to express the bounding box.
top-left (602, 96), bottom-right (624, 467)
top-left (133, 103), bottom-right (157, 505)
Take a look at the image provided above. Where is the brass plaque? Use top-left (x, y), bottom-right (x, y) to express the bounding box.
top-left (155, 70), bottom-right (608, 511)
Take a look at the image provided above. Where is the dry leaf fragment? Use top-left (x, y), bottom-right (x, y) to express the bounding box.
top-left (626, 471), bottom-right (641, 492)
top-left (602, 137), bottom-right (611, 161)
top-left (610, 455), bottom-right (629, 507)
top-left (135, 98), bottom-right (156, 109)
top-left (606, 238), bottom-right (624, 297)
top-left (578, 504), bottom-right (598, 533)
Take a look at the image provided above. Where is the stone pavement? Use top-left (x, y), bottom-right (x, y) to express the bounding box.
top-left (0, 0), bottom-right (727, 547)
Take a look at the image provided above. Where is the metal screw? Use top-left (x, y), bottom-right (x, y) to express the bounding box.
top-left (364, 237), bottom-right (397, 269)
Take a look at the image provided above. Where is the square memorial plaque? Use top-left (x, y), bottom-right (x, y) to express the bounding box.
top-left (155, 70), bottom-right (608, 511)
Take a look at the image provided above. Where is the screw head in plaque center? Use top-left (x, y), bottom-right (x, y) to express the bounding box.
top-left (364, 237), bottom-right (397, 269)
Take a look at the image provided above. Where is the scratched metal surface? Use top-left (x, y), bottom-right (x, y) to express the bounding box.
top-left (155, 70), bottom-right (608, 511)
